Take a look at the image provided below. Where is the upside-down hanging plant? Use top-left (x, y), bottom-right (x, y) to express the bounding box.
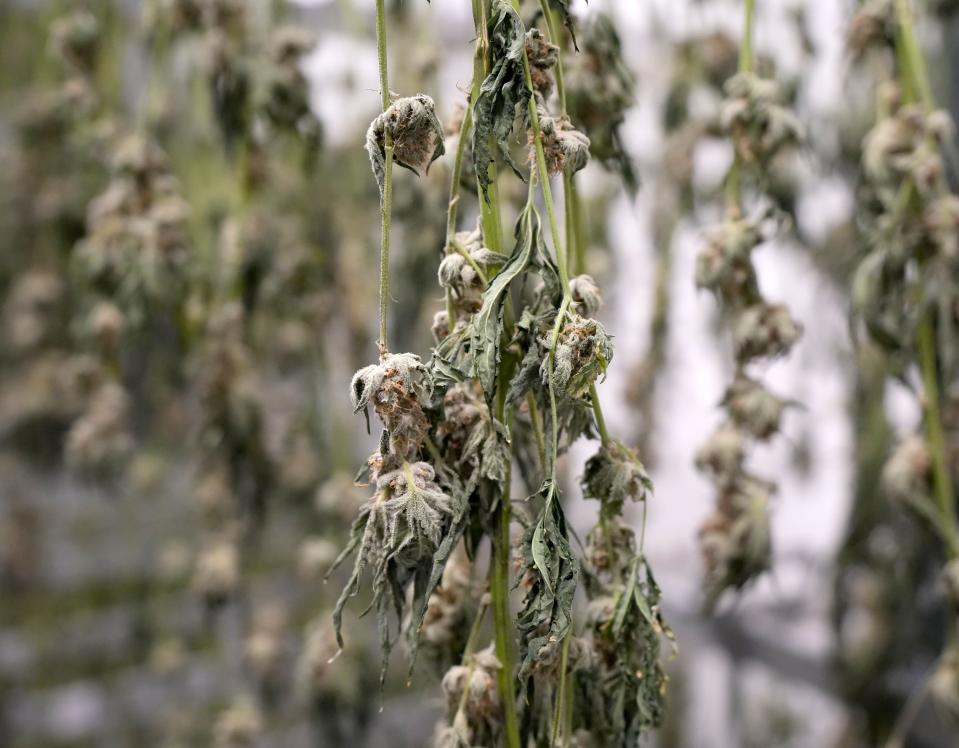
top-left (328, 1), bottom-right (673, 745)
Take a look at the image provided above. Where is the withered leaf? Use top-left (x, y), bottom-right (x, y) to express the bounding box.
top-left (471, 0), bottom-right (531, 199)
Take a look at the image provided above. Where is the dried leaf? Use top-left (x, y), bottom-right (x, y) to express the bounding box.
top-left (471, 0), bottom-right (531, 198)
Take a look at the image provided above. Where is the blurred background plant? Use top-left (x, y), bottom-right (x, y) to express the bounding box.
top-left (0, 0), bottom-right (957, 747)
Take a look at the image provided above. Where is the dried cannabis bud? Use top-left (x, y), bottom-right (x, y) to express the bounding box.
top-left (366, 94), bottom-right (446, 196)
top-left (732, 302), bottom-right (803, 363)
top-left (722, 374), bottom-right (788, 440)
top-left (579, 522), bottom-right (673, 742)
top-left (719, 72), bottom-right (803, 165)
top-left (540, 312), bottom-right (613, 400)
top-left (535, 107), bottom-right (591, 176)
top-left (565, 13), bottom-right (637, 188)
top-left (525, 29), bottom-right (559, 98)
top-left (351, 352), bottom-right (431, 460)
top-left (582, 440), bottom-right (653, 517)
top-left (699, 473), bottom-right (774, 606)
top-left (568, 275), bottom-right (603, 317)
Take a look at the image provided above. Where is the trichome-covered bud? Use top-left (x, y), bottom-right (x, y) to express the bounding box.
top-left (526, 29), bottom-right (559, 98)
top-left (375, 461), bottom-right (454, 556)
top-left (722, 374), bottom-right (788, 440)
top-left (924, 194), bottom-right (959, 260)
top-left (847, 0), bottom-right (896, 57)
top-left (535, 107), bottom-right (591, 176)
top-left (541, 312), bottom-right (613, 399)
top-left (436, 382), bottom-right (510, 485)
top-left (569, 274), bottom-right (603, 317)
top-left (432, 310), bottom-right (451, 344)
top-left (695, 215), bottom-right (763, 303)
top-left (694, 422), bottom-right (746, 479)
top-left (582, 440), bottom-right (652, 517)
top-left (441, 646), bottom-right (502, 722)
top-left (366, 94), bottom-right (446, 195)
top-left (862, 105), bottom-right (952, 195)
top-left (438, 229), bottom-right (503, 314)
top-left (699, 473), bottom-right (774, 602)
top-left (350, 352), bottom-right (430, 459)
top-left (719, 72), bottom-right (803, 164)
top-left (732, 302), bottom-right (803, 362)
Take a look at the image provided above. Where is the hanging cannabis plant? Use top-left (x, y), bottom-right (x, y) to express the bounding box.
top-left (330, 1), bottom-right (672, 746)
top-left (693, 0), bottom-right (804, 609)
top-left (846, 0), bottom-right (959, 736)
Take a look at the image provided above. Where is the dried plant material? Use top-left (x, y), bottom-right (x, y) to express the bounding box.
top-left (442, 646), bottom-right (503, 723)
top-left (694, 423), bottom-right (746, 479)
top-left (732, 302), bottom-right (803, 363)
top-left (213, 695), bottom-right (262, 748)
top-left (471, 0), bottom-right (531, 197)
top-left (699, 473), bottom-right (774, 606)
top-left (881, 436), bottom-right (933, 511)
top-left (525, 29), bottom-right (559, 98)
top-left (924, 194), bottom-right (959, 260)
top-left (582, 440), bottom-right (652, 517)
top-left (64, 380), bottom-right (134, 475)
top-left (351, 352), bottom-right (431, 460)
top-left (722, 374), bottom-right (788, 440)
top-left (847, 0), bottom-right (896, 56)
top-left (565, 13), bottom-right (637, 188)
top-left (568, 274), bottom-right (602, 317)
top-left (719, 72), bottom-right (803, 165)
top-left (930, 647), bottom-right (959, 722)
top-left (192, 538), bottom-right (240, 606)
top-left (547, 0), bottom-right (579, 49)
top-left (862, 105), bottom-right (951, 196)
top-left (438, 226), bottom-right (506, 314)
top-left (329, 455), bottom-right (462, 685)
top-left (464, 202), bottom-right (551, 395)
top-left (535, 107), bottom-right (591, 176)
top-left (579, 528), bottom-right (673, 742)
top-left (436, 382), bottom-right (510, 488)
top-left (515, 483), bottom-right (579, 678)
top-left (49, 9), bottom-right (100, 74)
top-left (541, 312), bottom-right (612, 400)
top-left (695, 214), bottom-right (764, 304)
top-left (366, 94), bottom-right (445, 196)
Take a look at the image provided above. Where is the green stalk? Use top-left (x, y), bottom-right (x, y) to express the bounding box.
top-left (739, 0), bottom-right (755, 74)
top-left (524, 76), bottom-right (570, 292)
top-left (491, 407), bottom-right (521, 748)
top-left (894, 0), bottom-right (933, 108)
top-left (375, 0), bottom-right (393, 357)
top-left (473, 0), bottom-right (505, 253)
top-left (894, 0), bottom-right (957, 557)
top-left (918, 316), bottom-right (959, 558)
top-left (444, 112), bottom-right (475, 328)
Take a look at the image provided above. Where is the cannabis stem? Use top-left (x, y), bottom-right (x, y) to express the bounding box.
top-left (918, 316), bottom-right (959, 558)
top-left (473, 0), bottom-right (505, 253)
top-left (740, 0), bottom-right (755, 74)
top-left (375, 0), bottom-right (393, 357)
top-left (894, 0), bottom-right (957, 558)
